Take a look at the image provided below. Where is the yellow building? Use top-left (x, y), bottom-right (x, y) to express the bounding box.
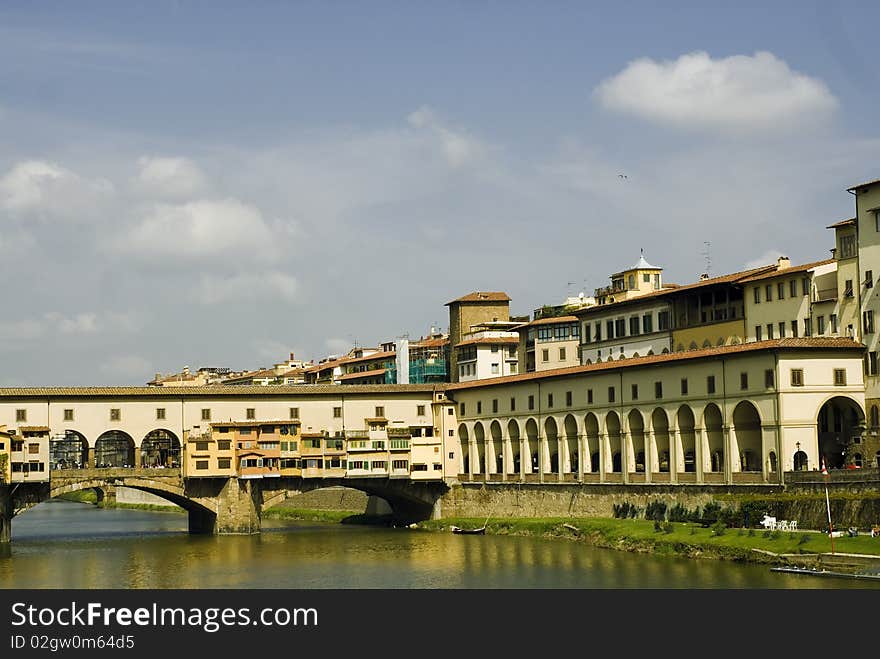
top-left (517, 316), bottom-right (581, 373)
top-left (0, 425), bottom-right (11, 483)
top-left (594, 252), bottom-right (664, 306)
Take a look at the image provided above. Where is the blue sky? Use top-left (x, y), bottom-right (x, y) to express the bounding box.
top-left (1, 1), bottom-right (878, 384)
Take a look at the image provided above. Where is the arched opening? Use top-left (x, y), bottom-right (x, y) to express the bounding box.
top-left (853, 452), bottom-right (863, 468)
top-left (140, 429), bottom-right (181, 469)
top-left (876, 450), bottom-right (880, 469)
top-left (768, 450), bottom-right (778, 473)
top-left (817, 396), bottom-right (866, 469)
top-left (507, 419), bottom-right (521, 475)
top-left (652, 408), bottom-right (670, 473)
top-left (732, 401), bottom-right (762, 472)
top-left (94, 430), bottom-right (135, 468)
top-left (458, 424), bottom-right (469, 475)
top-left (563, 414), bottom-right (578, 474)
top-left (677, 406), bottom-right (696, 473)
top-left (793, 450), bottom-right (808, 471)
top-left (702, 339), bottom-right (711, 348)
top-left (628, 409), bottom-right (645, 473)
top-left (703, 403), bottom-right (723, 473)
top-left (871, 405), bottom-right (879, 430)
top-left (606, 411), bottom-right (621, 473)
top-left (525, 418), bottom-right (539, 474)
top-left (585, 413), bottom-right (600, 473)
top-left (490, 421), bottom-right (503, 475)
top-left (545, 417), bottom-right (559, 474)
top-left (473, 422), bottom-right (485, 475)
top-left (50, 430), bottom-right (89, 469)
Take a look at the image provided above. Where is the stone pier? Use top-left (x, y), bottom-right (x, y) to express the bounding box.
top-left (187, 477), bottom-right (261, 535)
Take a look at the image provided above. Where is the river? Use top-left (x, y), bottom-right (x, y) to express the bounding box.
top-left (1, 500), bottom-right (877, 589)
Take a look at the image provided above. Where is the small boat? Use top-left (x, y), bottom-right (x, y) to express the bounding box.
top-left (451, 525), bottom-right (486, 535)
top-left (770, 566), bottom-right (880, 581)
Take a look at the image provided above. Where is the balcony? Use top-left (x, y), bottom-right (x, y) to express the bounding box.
top-left (815, 287), bottom-right (838, 302)
top-left (345, 429), bottom-right (369, 439)
top-left (387, 427), bottom-right (412, 439)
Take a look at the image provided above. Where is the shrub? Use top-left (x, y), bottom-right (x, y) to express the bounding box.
top-left (748, 528), bottom-right (755, 537)
top-left (653, 520), bottom-right (662, 532)
top-left (612, 502), bottom-right (640, 519)
top-left (662, 522), bottom-right (674, 534)
top-left (699, 502), bottom-right (722, 527)
top-left (797, 534), bottom-right (810, 546)
top-left (711, 521), bottom-right (726, 536)
top-left (668, 503), bottom-right (692, 523)
top-left (645, 501), bottom-right (667, 522)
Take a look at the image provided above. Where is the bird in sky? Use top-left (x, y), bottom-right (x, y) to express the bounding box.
top-left (618, 174), bottom-right (628, 179)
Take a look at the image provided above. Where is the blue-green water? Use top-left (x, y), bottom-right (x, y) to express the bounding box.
top-left (1, 500), bottom-right (877, 589)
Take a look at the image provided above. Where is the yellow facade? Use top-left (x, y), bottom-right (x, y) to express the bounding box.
top-left (0, 426), bottom-right (11, 483)
top-left (672, 319), bottom-right (745, 352)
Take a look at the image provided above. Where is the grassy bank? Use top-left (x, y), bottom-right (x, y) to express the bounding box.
top-left (55, 490), bottom-right (185, 514)
top-left (415, 517), bottom-right (880, 565)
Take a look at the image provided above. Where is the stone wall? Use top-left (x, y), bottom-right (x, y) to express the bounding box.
top-left (116, 486), bottom-right (179, 507)
top-left (272, 486), bottom-right (369, 512)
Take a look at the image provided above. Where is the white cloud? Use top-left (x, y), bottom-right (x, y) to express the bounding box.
top-left (0, 311), bottom-right (141, 342)
top-left (594, 51), bottom-right (837, 130)
top-left (0, 159), bottom-right (114, 220)
top-left (194, 271), bottom-right (299, 305)
top-left (134, 156), bottom-right (208, 199)
top-left (407, 105), bottom-right (483, 167)
top-left (120, 198), bottom-right (277, 260)
top-left (100, 354), bottom-right (154, 380)
top-left (0, 318), bottom-right (47, 342)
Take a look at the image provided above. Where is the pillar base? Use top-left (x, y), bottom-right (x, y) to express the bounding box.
top-left (188, 478), bottom-right (261, 535)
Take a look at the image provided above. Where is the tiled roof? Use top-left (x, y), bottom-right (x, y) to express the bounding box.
top-left (0, 384), bottom-right (447, 398)
top-left (342, 350), bottom-right (395, 366)
top-left (447, 337), bottom-right (864, 391)
top-left (338, 368), bottom-right (388, 381)
top-left (208, 420), bottom-right (297, 428)
top-left (522, 315), bottom-right (579, 327)
top-left (410, 337), bottom-right (449, 348)
top-left (455, 336), bottom-right (520, 347)
top-left (18, 426), bottom-right (50, 433)
top-left (847, 178), bottom-right (880, 191)
top-left (446, 291), bottom-right (511, 305)
top-left (737, 258), bottom-right (835, 283)
top-left (827, 218), bottom-right (856, 229)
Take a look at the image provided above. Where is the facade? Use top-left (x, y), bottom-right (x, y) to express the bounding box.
top-left (518, 316), bottom-right (581, 372)
top-left (455, 331), bottom-right (519, 382)
top-left (0, 425), bottom-right (11, 483)
top-left (446, 291), bottom-right (512, 382)
top-left (594, 253), bottom-right (665, 306)
top-left (8, 426), bottom-right (50, 483)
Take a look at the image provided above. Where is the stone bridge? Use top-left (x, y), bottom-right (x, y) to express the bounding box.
top-left (0, 469), bottom-right (449, 546)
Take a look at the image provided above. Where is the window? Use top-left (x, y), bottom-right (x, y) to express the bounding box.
top-left (643, 273), bottom-right (650, 283)
top-left (840, 234), bottom-right (857, 258)
top-left (606, 320), bottom-right (615, 339)
top-left (766, 323), bottom-right (774, 340)
top-left (681, 378), bottom-right (688, 395)
top-left (491, 363), bottom-right (500, 374)
top-left (375, 406), bottom-right (384, 418)
top-left (583, 324), bottom-right (591, 343)
top-left (629, 316), bottom-right (640, 336)
top-left (868, 352), bottom-right (878, 376)
top-left (542, 349), bottom-right (549, 362)
top-left (642, 314), bottom-right (653, 334)
top-left (791, 369), bottom-right (804, 386)
top-left (844, 279), bottom-right (853, 297)
top-left (753, 287), bottom-right (761, 304)
top-left (791, 320), bottom-right (799, 338)
top-left (765, 369), bottom-right (775, 388)
top-left (416, 405), bottom-right (425, 416)
top-left (631, 384), bottom-right (638, 400)
top-left (867, 270), bottom-right (874, 289)
top-left (594, 323), bottom-right (602, 341)
top-left (490, 345), bottom-right (498, 353)
top-left (778, 322), bottom-right (786, 338)
top-left (196, 441), bottom-right (209, 451)
top-left (587, 389), bottom-right (593, 404)
top-left (804, 318), bottom-right (812, 337)
top-left (607, 386), bottom-right (615, 403)
top-left (15, 409), bottom-right (26, 422)
top-left (864, 310), bottom-right (875, 334)
top-left (201, 408), bottom-right (211, 421)
top-left (707, 375), bottom-right (716, 394)
top-left (528, 395), bottom-right (534, 410)
top-left (566, 391), bottom-right (572, 406)
top-left (740, 372), bottom-right (748, 390)
top-left (817, 316), bottom-right (825, 334)
top-left (765, 284), bottom-right (773, 302)
top-left (755, 325), bottom-right (763, 341)
top-left (802, 278), bottom-right (809, 297)
top-left (492, 399), bottom-right (498, 413)
top-left (872, 405), bottom-right (880, 429)
top-left (830, 314), bottom-right (838, 333)
top-left (218, 458), bottom-right (231, 470)
top-left (789, 279), bottom-right (797, 297)
top-left (217, 440), bottom-right (231, 451)
top-left (834, 369), bottom-right (846, 386)
top-left (196, 460), bottom-right (209, 470)
top-left (246, 408), bottom-right (255, 420)
top-left (289, 407), bottom-right (300, 419)
top-left (547, 393), bottom-right (553, 408)
top-left (63, 409), bottom-right (74, 421)
top-left (615, 318), bottom-right (626, 337)
top-left (658, 311), bottom-right (670, 331)
top-left (333, 406), bottom-right (342, 418)
top-left (510, 397), bottom-right (516, 412)
top-left (110, 408), bottom-right (121, 422)
top-left (559, 347), bottom-right (566, 361)
top-left (156, 407), bottom-right (165, 420)
top-left (447, 407), bottom-right (454, 415)
top-left (476, 401), bottom-right (482, 414)
top-left (654, 381), bottom-right (662, 399)
top-left (777, 282), bottom-right (785, 299)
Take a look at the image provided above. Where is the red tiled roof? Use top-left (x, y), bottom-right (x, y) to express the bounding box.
top-left (522, 315), bottom-right (580, 327)
top-left (827, 218), bottom-right (856, 229)
top-left (737, 259), bottom-right (835, 283)
top-left (447, 337), bottom-right (864, 390)
top-left (338, 368), bottom-right (387, 381)
top-left (342, 350), bottom-right (395, 366)
top-left (410, 337), bottom-right (449, 348)
top-left (19, 426), bottom-right (50, 433)
top-left (446, 291), bottom-right (511, 305)
top-left (455, 336), bottom-right (520, 347)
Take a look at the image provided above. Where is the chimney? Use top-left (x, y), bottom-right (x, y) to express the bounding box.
top-left (289, 352), bottom-right (295, 361)
top-left (154, 373), bottom-right (161, 382)
top-left (777, 256), bottom-right (791, 269)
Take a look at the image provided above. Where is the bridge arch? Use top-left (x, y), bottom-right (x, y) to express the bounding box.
top-left (140, 429), bottom-right (181, 469)
top-left (50, 430), bottom-right (89, 470)
top-left (95, 430), bottom-right (135, 469)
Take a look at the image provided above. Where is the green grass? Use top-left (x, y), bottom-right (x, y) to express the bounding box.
top-left (415, 517), bottom-right (880, 563)
top-left (262, 508), bottom-right (362, 523)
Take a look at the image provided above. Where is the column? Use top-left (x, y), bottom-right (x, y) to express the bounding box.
top-left (695, 427), bottom-right (705, 484)
top-left (644, 430), bottom-right (653, 483)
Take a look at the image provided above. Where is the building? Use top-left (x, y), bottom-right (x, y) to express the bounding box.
top-left (446, 291), bottom-right (513, 382)
top-left (594, 252), bottom-right (666, 306)
top-left (455, 321), bottom-right (520, 382)
top-left (0, 425), bottom-right (11, 483)
top-left (8, 426), bottom-right (50, 483)
top-left (517, 315), bottom-right (581, 372)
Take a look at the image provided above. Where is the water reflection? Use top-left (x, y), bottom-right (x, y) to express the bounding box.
top-left (0, 501), bottom-right (876, 589)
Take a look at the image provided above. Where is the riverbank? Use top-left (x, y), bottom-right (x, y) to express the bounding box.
top-left (55, 490), bottom-right (186, 514)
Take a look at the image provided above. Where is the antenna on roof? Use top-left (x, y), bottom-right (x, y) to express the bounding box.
top-left (702, 241), bottom-right (712, 277)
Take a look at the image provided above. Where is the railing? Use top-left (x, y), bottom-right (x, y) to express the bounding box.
top-left (784, 467), bottom-right (880, 485)
top-left (345, 430), bottom-right (369, 439)
top-left (387, 428), bottom-right (412, 438)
